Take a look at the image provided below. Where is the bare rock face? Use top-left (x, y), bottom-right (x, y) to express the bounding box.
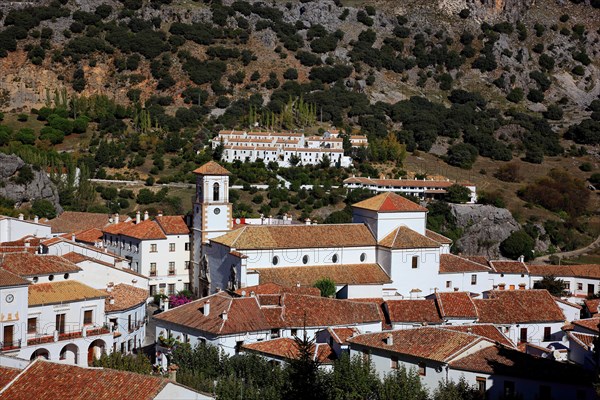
top-left (0, 153), bottom-right (63, 213)
top-left (450, 203), bottom-right (520, 258)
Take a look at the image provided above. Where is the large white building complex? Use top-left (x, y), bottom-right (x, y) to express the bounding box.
top-left (212, 129), bottom-right (366, 168)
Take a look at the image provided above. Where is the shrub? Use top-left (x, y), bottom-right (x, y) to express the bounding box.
top-left (506, 88), bottom-right (524, 103)
top-left (527, 88), bottom-right (544, 103)
top-left (572, 65), bottom-right (585, 76)
top-left (538, 53), bottom-right (555, 70)
top-left (283, 68), bottom-right (298, 80)
top-left (313, 277), bottom-right (336, 297)
top-left (15, 128), bottom-right (36, 145)
top-left (31, 199), bottom-right (57, 219)
top-left (544, 104), bottom-right (563, 120)
top-left (356, 10), bottom-right (373, 26)
top-left (17, 114), bottom-right (28, 122)
top-left (446, 143), bottom-right (478, 169)
top-left (500, 230), bottom-right (535, 260)
top-left (459, 9), bottom-right (470, 18)
top-left (446, 184), bottom-right (472, 203)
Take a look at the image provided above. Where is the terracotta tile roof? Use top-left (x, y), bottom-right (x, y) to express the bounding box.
top-left (352, 192), bottom-right (428, 213)
top-left (425, 229), bottom-right (452, 244)
top-left (0, 246), bottom-right (37, 254)
top-left (386, 300), bottom-right (443, 324)
top-left (489, 260), bottom-right (529, 274)
top-left (45, 211), bottom-right (111, 234)
top-left (348, 327), bottom-right (486, 363)
top-left (0, 268), bottom-right (29, 287)
top-left (442, 325), bottom-right (515, 348)
top-left (462, 256), bottom-right (490, 267)
top-left (211, 224), bottom-right (376, 250)
top-left (119, 220), bottom-right (167, 240)
top-left (434, 292), bottom-right (478, 319)
top-left (473, 290), bottom-right (564, 324)
top-left (155, 216), bottom-right (189, 235)
top-left (0, 359), bottom-right (172, 400)
top-left (193, 161), bottom-right (231, 175)
top-left (555, 297), bottom-right (582, 310)
top-left (66, 228), bottom-right (104, 243)
top-left (572, 318), bottom-right (600, 334)
top-left (378, 226), bottom-right (440, 249)
top-left (103, 284), bottom-right (148, 312)
top-left (529, 264), bottom-right (600, 279)
top-left (328, 327), bottom-right (360, 344)
top-left (61, 252), bottom-right (88, 264)
top-left (28, 281), bottom-right (107, 306)
top-left (234, 282), bottom-right (321, 297)
top-left (260, 294), bottom-right (383, 329)
top-left (0, 253), bottom-right (81, 277)
top-left (0, 236), bottom-right (42, 248)
top-left (585, 299), bottom-right (600, 314)
top-left (252, 264), bottom-right (391, 287)
top-left (439, 254), bottom-right (492, 273)
top-left (0, 366), bottom-right (20, 390)
top-left (569, 331), bottom-right (597, 350)
top-left (154, 292), bottom-right (271, 335)
top-left (243, 338), bottom-right (336, 364)
top-left (102, 221), bottom-right (135, 235)
top-left (449, 345), bottom-right (592, 385)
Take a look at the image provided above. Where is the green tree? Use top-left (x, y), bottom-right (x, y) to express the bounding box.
top-left (432, 377), bottom-right (482, 400)
top-left (92, 352), bottom-right (152, 374)
top-left (325, 354), bottom-right (380, 399)
top-left (313, 277), bottom-right (336, 297)
top-left (31, 199), bottom-right (57, 219)
top-left (533, 275), bottom-right (567, 297)
top-left (285, 334), bottom-right (324, 400)
top-left (378, 366), bottom-right (428, 400)
top-left (500, 230), bottom-right (535, 261)
top-left (446, 184), bottom-right (471, 203)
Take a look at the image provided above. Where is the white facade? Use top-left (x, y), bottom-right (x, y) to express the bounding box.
top-left (106, 302), bottom-right (147, 354)
top-left (0, 216), bottom-right (51, 242)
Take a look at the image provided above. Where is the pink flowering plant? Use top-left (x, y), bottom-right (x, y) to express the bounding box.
top-left (168, 292), bottom-right (192, 308)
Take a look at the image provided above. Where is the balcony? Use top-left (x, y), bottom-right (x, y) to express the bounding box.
top-left (128, 320), bottom-right (146, 333)
top-left (168, 269), bottom-right (176, 276)
top-left (0, 339), bottom-right (22, 352)
top-left (149, 270), bottom-right (157, 277)
top-left (27, 325), bottom-right (110, 346)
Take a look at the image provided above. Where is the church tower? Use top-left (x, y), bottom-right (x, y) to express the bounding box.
top-left (191, 161), bottom-right (233, 297)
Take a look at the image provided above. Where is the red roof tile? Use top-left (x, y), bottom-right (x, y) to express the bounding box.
top-left (352, 192), bottom-right (428, 213)
top-left (119, 220), bottom-right (166, 240)
top-left (67, 228), bottom-right (104, 243)
top-left (155, 216), bottom-right (190, 235)
top-left (462, 256), bottom-right (490, 267)
top-left (0, 268), bottom-right (29, 287)
top-left (0, 253), bottom-right (81, 277)
top-left (569, 331), bottom-right (596, 350)
top-left (193, 161), bottom-right (231, 175)
top-left (102, 221), bottom-right (135, 235)
top-left (234, 282), bottom-right (321, 297)
top-left (585, 299), bottom-right (600, 314)
top-left (328, 327), bottom-right (360, 344)
top-left (104, 284), bottom-right (148, 312)
top-left (348, 327), bottom-right (486, 363)
top-left (442, 325), bottom-right (515, 348)
top-left (529, 264), bottom-right (600, 279)
top-left (439, 254), bottom-right (492, 273)
top-left (425, 229), bottom-right (452, 244)
top-left (572, 318), bottom-right (600, 334)
top-left (474, 290), bottom-right (564, 324)
top-left (0, 359), bottom-right (170, 400)
top-left (252, 264), bottom-right (391, 286)
top-left (243, 338), bottom-right (336, 364)
top-left (386, 300), bottom-right (443, 324)
top-left (45, 211), bottom-right (111, 234)
top-left (378, 226), bottom-right (441, 249)
top-left (490, 260), bottom-right (529, 274)
top-left (435, 292), bottom-right (478, 319)
top-left (0, 366), bottom-right (20, 390)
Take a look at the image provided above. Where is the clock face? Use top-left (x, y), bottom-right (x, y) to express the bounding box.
top-left (6, 294), bottom-right (14, 303)
top-left (214, 207), bottom-right (221, 215)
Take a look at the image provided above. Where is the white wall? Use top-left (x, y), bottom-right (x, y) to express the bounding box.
top-left (437, 272), bottom-right (491, 294)
top-left (75, 259), bottom-right (149, 290)
top-left (0, 217), bottom-right (51, 242)
top-left (156, 383), bottom-right (213, 400)
top-left (106, 302), bottom-right (147, 354)
top-left (0, 285), bottom-right (29, 349)
top-left (387, 248), bottom-right (441, 297)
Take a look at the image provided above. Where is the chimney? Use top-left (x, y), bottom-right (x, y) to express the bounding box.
top-left (305, 218), bottom-right (311, 225)
top-left (114, 213), bottom-right (120, 224)
top-left (158, 210), bottom-right (163, 217)
top-left (136, 211), bottom-right (141, 224)
top-left (518, 255), bottom-right (525, 263)
top-left (203, 300), bottom-right (210, 316)
top-left (18, 213), bottom-right (24, 220)
top-left (107, 282), bottom-right (114, 292)
top-left (221, 311), bottom-right (228, 321)
top-left (109, 297), bottom-right (115, 305)
top-left (168, 364), bottom-right (179, 382)
top-left (34, 215), bottom-right (39, 223)
top-left (144, 211), bottom-right (149, 221)
top-left (385, 333), bottom-right (393, 346)
top-left (71, 234), bottom-right (76, 241)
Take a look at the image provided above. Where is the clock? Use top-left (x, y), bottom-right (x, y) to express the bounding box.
top-left (6, 294), bottom-right (14, 303)
top-left (214, 208), bottom-right (221, 215)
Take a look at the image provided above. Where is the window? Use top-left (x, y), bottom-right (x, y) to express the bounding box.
top-left (48, 275), bottom-right (54, 281)
top-left (565, 282), bottom-right (571, 290)
top-left (168, 284), bottom-right (175, 296)
top-left (169, 243), bottom-right (175, 252)
top-left (64, 273), bottom-right (69, 280)
top-left (83, 310), bottom-right (93, 325)
top-left (270, 328), bottom-right (280, 339)
top-left (272, 256), bottom-right (279, 265)
top-left (120, 342), bottom-right (125, 353)
top-left (149, 285), bottom-right (156, 296)
top-left (185, 242), bottom-right (190, 251)
top-left (150, 263), bottom-right (157, 276)
top-left (360, 253), bottom-right (366, 262)
top-left (332, 253), bottom-right (338, 263)
top-left (27, 317), bottom-right (37, 334)
top-left (235, 341), bottom-right (244, 354)
top-left (184, 283), bottom-right (190, 292)
top-left (391, 356), bottom-right (398, 369)
top-left (446, 281), bottom-right (452, 288)
top-left (471, 274), bottom-right (477, 285)
top-left (476, 377), bottom-right (486, 394)
top-left (412, 256), bottom-right (419, 269)
top-left (418, 362), bottom-right (426, 376)
top-left (302, 255), bottom-right (309, 264)
top-left (185, 261), bottom-right (190, 270)
top-left (150, 244), bottom-right (157, 252)
top-left (168, 262), bottom-right (175, 275)
top-left (213, 182), bottom-right (220, 201)
top-left (291, 328), bottom-right (298, 337)
top-left (128, 315), bottom-right (132, 331)
top-left (578, 283), bottom-right (583, 291)
top-left (56, 313), bottom-right (66, 334)
top-left (520, 328), bottom-right (528, 343)
top-left (504, 381), bottom-right (515, 397)
top-left (544, 327), bottom-right (552, 342)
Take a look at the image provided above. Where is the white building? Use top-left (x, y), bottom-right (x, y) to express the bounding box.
top-left (0, 215), bottom-right (51, 242)
top-left (213, 129), bottom-right (356, 168)
top-left (103, 213), bottom-right (191, 296)
top-left (344, 176), bottom-right (477, 203)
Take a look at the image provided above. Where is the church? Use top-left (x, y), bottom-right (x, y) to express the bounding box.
top-left (190, 161), bottom-right (457, 299)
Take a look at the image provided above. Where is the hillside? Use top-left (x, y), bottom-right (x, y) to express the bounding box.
top-left (0, 0), bottom-right (598, 258)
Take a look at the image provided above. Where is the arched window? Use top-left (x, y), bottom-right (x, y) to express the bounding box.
top-left (213, 182), bottom-right (220, 201)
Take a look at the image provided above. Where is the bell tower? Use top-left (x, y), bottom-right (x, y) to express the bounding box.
top-left (191, 161), bottom-right (232, 297)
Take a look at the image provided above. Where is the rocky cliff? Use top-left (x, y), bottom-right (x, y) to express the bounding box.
top-left (0, 153), bottom-right (63, 214)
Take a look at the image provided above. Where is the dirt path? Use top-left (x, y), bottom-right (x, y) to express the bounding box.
top-left (533, 235), bottom-right (600, 264)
